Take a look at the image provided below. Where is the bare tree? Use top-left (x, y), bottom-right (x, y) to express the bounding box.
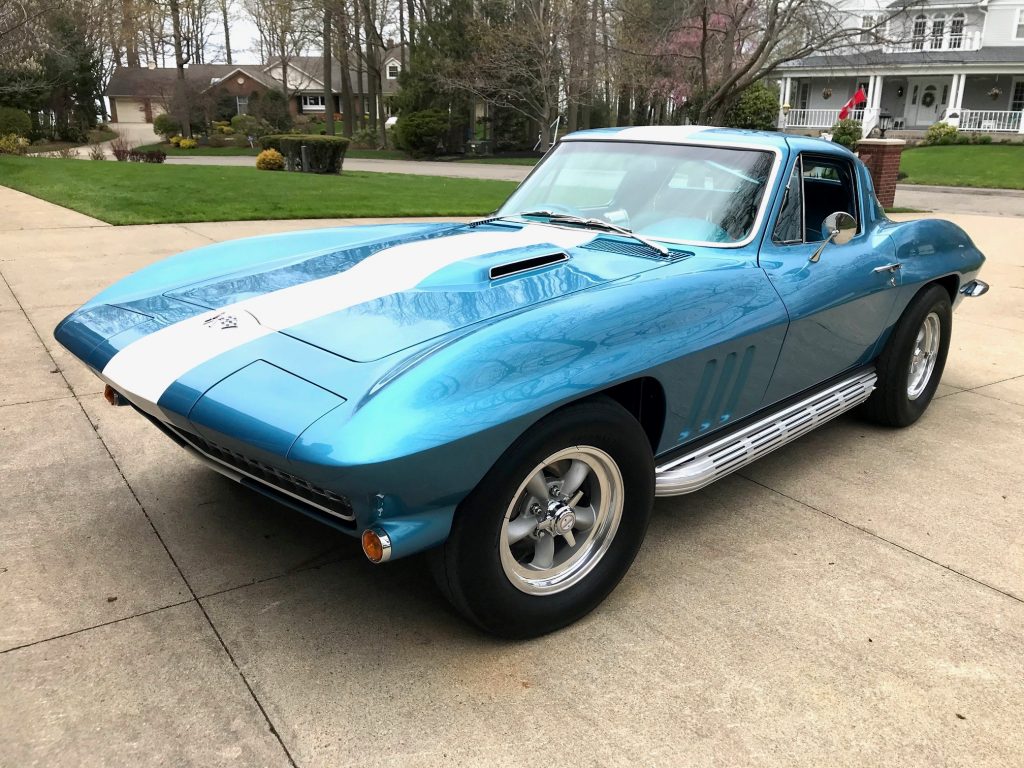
top-left (245, 0), bottom-right (317, 97)
top-left (614, 0), bottom-right (901, 124)
top-left (218, 0), bottom-right (233, 63)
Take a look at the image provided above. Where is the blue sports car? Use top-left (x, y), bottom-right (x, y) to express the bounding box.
top-left (56, 126), bottom-right (988, 637)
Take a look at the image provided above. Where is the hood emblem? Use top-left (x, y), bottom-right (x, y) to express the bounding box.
top-left (203, 312), bottom-right (238, 330)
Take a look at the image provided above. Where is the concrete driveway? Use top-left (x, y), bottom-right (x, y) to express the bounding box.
top-left (1, 186), bottom-right (1022, 767)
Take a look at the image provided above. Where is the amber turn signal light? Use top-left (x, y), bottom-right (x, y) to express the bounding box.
top-left (361, 528), bottom-right (392, 564)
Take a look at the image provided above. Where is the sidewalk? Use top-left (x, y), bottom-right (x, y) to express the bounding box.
top-left (896, 184), bottom-right (1024, 217)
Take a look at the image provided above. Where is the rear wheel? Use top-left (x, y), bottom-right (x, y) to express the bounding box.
top-left (861, 284), bottom-right (952, 427)
top-left (431, 398), bottom-right (654, 638)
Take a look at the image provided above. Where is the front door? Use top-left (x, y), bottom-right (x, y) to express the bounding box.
top-left (759, 153), bottom-right (901, 405)
top-left (905, 79), bottom-right (948, 127)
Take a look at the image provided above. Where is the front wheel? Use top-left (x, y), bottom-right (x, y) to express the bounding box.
top-left (431, 398), bottom-right (654, 638)
top-left (861, 284), bottom-right (952, 427)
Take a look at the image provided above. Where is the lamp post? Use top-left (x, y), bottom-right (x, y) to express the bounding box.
top-left (878, 110), bottom-right (894, 138)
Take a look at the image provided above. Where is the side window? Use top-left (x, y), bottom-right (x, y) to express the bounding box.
top-left (801, 155), bottom-right (858, 242)
top-left (772, 161), bottom-right (804, 244)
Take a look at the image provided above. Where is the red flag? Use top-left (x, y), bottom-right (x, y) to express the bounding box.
top-left (839, 88), bottom-right (868, 120)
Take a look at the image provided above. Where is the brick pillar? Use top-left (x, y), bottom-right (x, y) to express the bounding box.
top-left (855, 138), bottom-right (906, 209)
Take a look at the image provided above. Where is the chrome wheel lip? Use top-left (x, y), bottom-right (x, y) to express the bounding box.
top-left (499, 446), bottom-right (624, 596)
top-left (907, 311), bottom-right (941, 401)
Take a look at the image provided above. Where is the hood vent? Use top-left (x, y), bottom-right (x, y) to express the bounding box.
top-left (489, 251), bottom-right (569, 280)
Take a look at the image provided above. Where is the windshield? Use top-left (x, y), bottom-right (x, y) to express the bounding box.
top-left (499, 140), bottom-right (776, 245)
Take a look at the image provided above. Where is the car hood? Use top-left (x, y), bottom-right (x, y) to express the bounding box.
top-left (56, 221), bottom-right (674, 409)
top-left (159, 221), bottom-right (670, 361)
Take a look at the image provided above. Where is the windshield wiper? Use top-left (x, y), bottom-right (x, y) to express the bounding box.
top-left (468, 210), bottom-right (670, 256)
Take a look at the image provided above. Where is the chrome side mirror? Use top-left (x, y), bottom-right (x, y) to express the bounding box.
top-left (822, 211), bottom-right (857, 245)
top-left (810, 211), bottom-right (858, 262)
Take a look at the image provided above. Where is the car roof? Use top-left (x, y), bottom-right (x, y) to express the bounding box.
top-left (562, 125), bottom-right (853, 158)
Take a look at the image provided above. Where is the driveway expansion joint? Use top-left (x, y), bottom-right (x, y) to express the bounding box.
top-left (0, 268), bottom-right (300, 768)
top-left (739, 474), bottom-right (1024, 606)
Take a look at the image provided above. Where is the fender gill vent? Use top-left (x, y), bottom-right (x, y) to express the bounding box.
top-left (489, 252), bottom-right (569, 280)
top-left (581, 239), bottom-right (691, 261)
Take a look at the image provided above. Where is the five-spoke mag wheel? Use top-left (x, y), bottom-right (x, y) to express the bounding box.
top-left (500, 447), bottom-right (623, 595)
top-left (862, 284), bottom-right (952, 427)
top-left (431, 398), bottom-right (654, 638)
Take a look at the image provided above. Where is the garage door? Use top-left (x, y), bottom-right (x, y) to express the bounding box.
top-left (114, 98), bottom-right (149, 123)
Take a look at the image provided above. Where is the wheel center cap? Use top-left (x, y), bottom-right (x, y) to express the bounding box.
top-left (555, 510), bottom-right (576, 533)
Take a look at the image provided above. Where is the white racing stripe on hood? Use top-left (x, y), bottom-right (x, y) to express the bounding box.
top-left (101, 224), bottom-right (598, 406)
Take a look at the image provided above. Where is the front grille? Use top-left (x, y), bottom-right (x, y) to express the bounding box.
top-left (157, 420), bottom-right (355, 523)
top-left (582, 237), bottom-right (691, 261)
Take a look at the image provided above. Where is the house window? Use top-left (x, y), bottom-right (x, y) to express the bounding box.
top-left (930, 15), bottom-right (945, 49)
top-left (860, 15), bottom-right (875, 44)
top-left (911, 15), bottom-right (927, 50)
top-left (236, 96), bottom-right (248, 115)
top-left (950, 13), bottom-right (964, 49)
top-left (1012, 81), bottom-right (1024, 111)
top-left (387, 63), bottom-right (400, 80)
top-left (1015, 10), bottom-right (1024, 40)
top-left (301, 94), bottom-right (326, 111)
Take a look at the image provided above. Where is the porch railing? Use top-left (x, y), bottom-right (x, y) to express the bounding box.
top-left (782, 107), bottom-right (878, 130)
top-left (952, 109), bottom-right (1024, 133)
top-left (884, 30), bottom-right (982, 53)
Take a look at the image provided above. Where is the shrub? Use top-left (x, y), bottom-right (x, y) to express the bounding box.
top-left (393, 110), bottom-right (449, 157)
top-left (349, 127), bottom-right (379, 149)
top-left (178, 137), bottom-right (198, 150)
top-left (0, 133), bottom-right (30, 155)
top-left (259, 134), bottom-right (350, 173)
top-left (153, 113), bottom-right (181, 141)
top-left (51, 146), bottom-right (79, 158)
top-left (724, 82), bottom-right (779, 131)
top-left (169, 134), bottom-right (183, 146)
top-left (0, 107), bottom-right (31, 138)
top-left (923, 122), bottom-right (959, 146)
top-left (88, 141), bottom-right (106, 160)
top-left (829, 118), bottom-right (862, 150)
top-left (109, 136), bottom-right (134, 161)
top-left (972, 133), bottom-right (993, 144)
top-left (248, 90), bottom-right (292, 131)
top-left (955, 133), bottom-right (970, 145)
top-left (256, 148), bottom-right (285, 170)
top-left (231, 114), bottom-right (267, 138)
top-left (127, 149), bottom-right (166, 163)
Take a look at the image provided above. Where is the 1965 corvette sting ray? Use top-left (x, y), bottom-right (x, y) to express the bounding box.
top-left (56, 127), bottom-right (988, 637)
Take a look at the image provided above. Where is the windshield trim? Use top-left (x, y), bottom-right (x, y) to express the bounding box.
top-left (502, 138), bottom-right (784, 250)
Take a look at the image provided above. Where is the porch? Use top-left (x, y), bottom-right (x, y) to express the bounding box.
top-left (778, 73), bottom-right (1024, 135)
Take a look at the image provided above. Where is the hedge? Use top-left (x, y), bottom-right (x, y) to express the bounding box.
top-left (259, 134), bottom-right (350, 174)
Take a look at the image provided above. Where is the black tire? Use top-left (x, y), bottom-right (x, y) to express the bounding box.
top-left (861, 284), bottom-right (952, 427)
top-left (431, 397), bottom-right (654, 639)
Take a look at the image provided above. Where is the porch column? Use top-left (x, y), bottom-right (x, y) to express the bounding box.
top-left (950, 73), bottom-right (964, 111)
top-left (870, 75), bottom-right (884, 109)
top-left (778, 77), bottom-right (792, 130)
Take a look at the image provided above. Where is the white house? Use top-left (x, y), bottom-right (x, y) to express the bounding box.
top-left (777, 0), bottom-right (1024, 135)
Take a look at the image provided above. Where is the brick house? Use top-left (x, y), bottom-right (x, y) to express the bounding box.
top-left (106, 47), bottom-right (406, 126)
top-left (106, 65), bottom-right (279, 124)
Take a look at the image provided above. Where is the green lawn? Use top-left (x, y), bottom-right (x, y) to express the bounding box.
top-left (899, 145), bottom-right (1024, 190)
top-left (136, 143), bottom-right (415, 160)
top-left (0, 156), bottom-right (518, 225)
top-left (136, 142), bottom-right (538, 165)
top-left (136, 142), bottom-right (260, 156)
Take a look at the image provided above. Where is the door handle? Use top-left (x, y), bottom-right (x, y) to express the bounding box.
top-left (873, 263), bottom-right (902, 273)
